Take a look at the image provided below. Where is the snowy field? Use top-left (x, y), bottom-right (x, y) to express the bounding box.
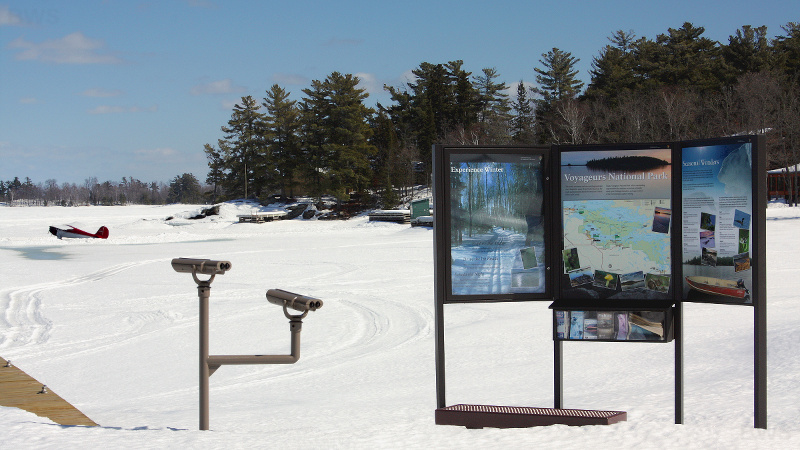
top-left (0, 201), bottom-right (799, 448)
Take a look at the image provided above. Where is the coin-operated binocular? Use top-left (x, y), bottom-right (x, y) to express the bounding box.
top-left (172, 257), bottom-right (323, 431)
top-left (171, 258), bottom-right (231, 275)
top-left (267, 288), bottom-right (323, 317)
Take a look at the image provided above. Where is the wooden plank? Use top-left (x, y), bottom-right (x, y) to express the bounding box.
top-left (436, 404), bottom-right (626, 428)
top-left (237, 212), bottom-right (287, 223)
top-left (368, 211), bottom-right (411, 224)
top-left (0, 356), bottom-right (98, 427)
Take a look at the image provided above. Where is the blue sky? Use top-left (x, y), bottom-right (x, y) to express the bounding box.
top-left (1, 1), bottom-right (797, 185)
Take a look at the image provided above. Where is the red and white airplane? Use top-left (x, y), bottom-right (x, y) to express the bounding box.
top-left (48, 225), bottom-right (109, 239)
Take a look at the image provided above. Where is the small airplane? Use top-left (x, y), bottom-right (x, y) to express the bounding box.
top-left (48, 225), bottom-right (109, 240)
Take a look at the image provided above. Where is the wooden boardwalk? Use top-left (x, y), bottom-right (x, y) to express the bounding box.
top-left (0, 356), bottom-right (98, 426)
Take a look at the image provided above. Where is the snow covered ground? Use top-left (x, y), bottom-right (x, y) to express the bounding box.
top-left (0, 201), bottom-right (798, 448)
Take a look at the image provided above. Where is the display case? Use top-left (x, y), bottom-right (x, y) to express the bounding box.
top-left (557, 143), bottom-right (675, 301)
top-left (434, 146), bottom-right (553, 303)
top-left (550, 300), bottom-right (674, 342)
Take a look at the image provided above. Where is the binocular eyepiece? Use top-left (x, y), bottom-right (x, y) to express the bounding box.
top-left (172, 258), bottom-right (232, 275)
top-left (266, 289), bottom-right (323, 312)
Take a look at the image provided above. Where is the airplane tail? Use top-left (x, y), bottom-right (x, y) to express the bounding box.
top-left (95, 226), bottom-right (109, 239)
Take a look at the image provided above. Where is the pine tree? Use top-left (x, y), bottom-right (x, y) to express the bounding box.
top-left (220, 96), bottom-right (265, 199)
top-left (300, 72), bottom-right (376, 202)
top-left (534, 48), bottom-right (584, 143)
top-left (383, 61), bottom-right (482, 167)
top-left (474, 67), bottom-right (511, 143)
top-left (722, 25), bottom-right (773, 80)
top-left (446, 60), bottom-right (481, 130)
top-left (370, 111), bottom-right (401, 207)
top-left (534, 48), bottom-right (584, 103)
top-left (586, 30), bottom-right (638, 103)
top-left (166, 173), bottom-right (203, 204)
top-left (410, 62), bottom-right (454, 139)
top-left (406, 62), bottom-right (455, 162)
top-left (262, 84), bottom-right (301, 197)
top-left (774, 22), bottom-right (800, 83)
top-left (510, 81), bottom-right (535, 143)
top-left (636, 22), bottom-right (724, 92)
top-left (203, 141), bottom-right (225, 202)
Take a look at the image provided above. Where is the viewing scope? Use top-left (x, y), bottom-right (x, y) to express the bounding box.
top-left (266, 289), bottom-right (323, 312)
top-left (171, 258), bottom-right (232, 275)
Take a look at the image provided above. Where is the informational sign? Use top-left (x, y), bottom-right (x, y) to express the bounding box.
top-left (560, 147), bottom-right (673, 300)
top-left (434, 138), bottom-right (766, 429)
top-left (446, 151), bottom-right (547, 298)
top-left (681, 140), bottom-right (753, 304)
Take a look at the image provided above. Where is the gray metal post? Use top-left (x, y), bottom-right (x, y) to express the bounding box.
top-left (196, 276), bottom-right (213, 431)
top-left (751, 134), bottom-right (767, 429)
top-left (754, 133), bottom-right (768, 429)
top-left (207, 317), bottom-right (303, 367)
top-left (432, 144), bottom-right (447, 410)
top-left (435, 301), bottom-right (446, 409)
top-left (185, 279), bottom-right (318, 431)
top-left (755, 299), bottom-right (767, 429)
top-left (554, 340), bottom-right (563, 409)
top-left (675, 302), bottom-right (684, 424)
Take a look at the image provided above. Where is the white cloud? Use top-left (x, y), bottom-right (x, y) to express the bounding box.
top-left (272, 73), bottom-right (309, 86)
top-left (7, 32), bottom-right (123, 64)
top-left (355, 72), bottom-right (382, 96)
top-left (379, 70), bottom-right (417, 94)
top-left (19, 97), bottom-right (40, 104)
top-left (88, 105), bottom-right (158, 114)
top-left (400, 69), bottom-right (418, 84)
top-left (506, 80), bottom-right (536, 99)
top-left (0, 5), bottom-right (23, 26)
top-left (190, 79), bottom-right (246, 95)
top-left (81, 88), bottom-right (124, 98)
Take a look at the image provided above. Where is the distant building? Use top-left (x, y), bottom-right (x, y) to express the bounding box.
top-left (768, 165), bottom-right (800, 199)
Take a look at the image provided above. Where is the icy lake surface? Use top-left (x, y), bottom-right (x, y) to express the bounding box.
top-left (1, 201), bottom-right (798, 448)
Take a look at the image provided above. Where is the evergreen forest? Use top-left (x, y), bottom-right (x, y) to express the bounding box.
top-left (4, 22), bottom-right (800, 208)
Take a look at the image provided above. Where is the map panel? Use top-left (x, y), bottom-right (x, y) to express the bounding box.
top-left (563, 199), bottom-right (671, 279)
top-left (560, 147), bottom-right (673, 300)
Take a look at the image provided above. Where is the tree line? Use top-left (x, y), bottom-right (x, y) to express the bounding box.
top-left (207, 22), bottom-right (800, 207)
top-left (0, 174), bottom-right (204, 206)
top-left (5, 21), bottom-right (799, 207)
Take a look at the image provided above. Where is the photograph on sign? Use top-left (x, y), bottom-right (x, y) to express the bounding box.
top-left (448, 152), bottom-right (546, 296)
top-left (681, 141), bottom-right (753, 304)
top-left (560, 147), bottom-right (673, 300)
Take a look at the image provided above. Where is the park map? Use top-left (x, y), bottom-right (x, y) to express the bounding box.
top-left (563, 199), bottom-right (671, 277)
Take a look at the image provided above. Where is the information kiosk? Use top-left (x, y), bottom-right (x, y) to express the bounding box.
top-left (432, 135), bottom-right (767, 429)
